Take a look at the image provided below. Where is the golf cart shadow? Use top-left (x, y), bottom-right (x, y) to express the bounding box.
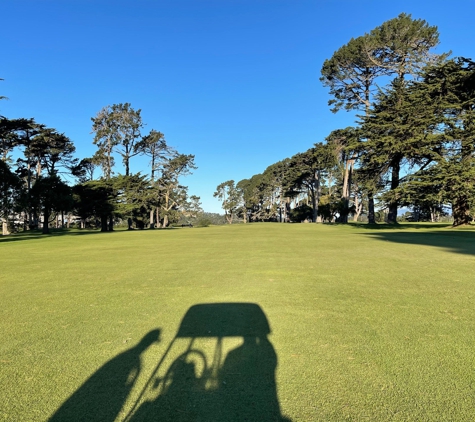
top-left (128, 302), bottom-right (289, 421)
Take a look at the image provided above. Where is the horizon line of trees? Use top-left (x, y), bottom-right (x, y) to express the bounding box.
top-left (1, 102), bottom-right (203, 235)
top-left (215, 13), bottom-right (475, 227)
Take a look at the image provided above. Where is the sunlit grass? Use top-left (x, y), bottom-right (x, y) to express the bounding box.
top-left (1, 223), bottom-right (474, 421)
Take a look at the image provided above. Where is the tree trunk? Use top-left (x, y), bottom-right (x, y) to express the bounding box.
top-left (42, 209), bottom-right (50, 234)
top-left (108, 215), bottom-right (114, 231)
top-left (163, 214), bottom-right (169, 228)
top-left (2, 220), bottom-right (10, 236)
top-left (452, 196), bottom-right (472, 226)
top-left (341, 160), bottom-right (353, 224)
top-left (311, 191), bottom-right (317, 223)
top-left (101, 215), bottom-right (108, 232)
top-left (368, 192), bottom-right (376, 224)
top-left (353, 195), bottom-right (363, 222)
top-left (387, 159), bottom-right (401, 224)
top-left (150, 209), bottom-right (155, 229)
top-left (313, 170), bottom-right (321, 223)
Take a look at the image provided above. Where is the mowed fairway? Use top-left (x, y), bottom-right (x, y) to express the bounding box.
top-left (1, 223), bottom-right (474, 421)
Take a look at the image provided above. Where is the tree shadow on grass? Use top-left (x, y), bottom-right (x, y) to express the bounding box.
top-left (360, 229), bottom-right (475, 256)
top-left (49, 303), bottom-right (289, 422)
top-left (0, 229), bottom-right (116, 243)
top-left (349, 222), bottom-right (454, 230)
top-left (0, 227), bottom-right (181, 243)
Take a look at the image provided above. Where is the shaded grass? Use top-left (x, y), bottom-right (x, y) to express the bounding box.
top-left (1, 223), bottom-right (475, 421)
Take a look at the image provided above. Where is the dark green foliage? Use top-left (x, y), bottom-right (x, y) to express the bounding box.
top-left (284, 143), bottom-right (337, 222)
top-left (214, 180), bottom-right (242, 224)
top-left (289, 204), bottom-right (313, 222)
top-left (73, 180), bottom-right (115, 231)
top-left (360, 78), bottom-right (442, 223)
top-left (321, 35), bottom-right (383, 113)
top-left (368, 13), bottom-right (443, 80)
top-left (70, 157), bottom-right (97, 182)
top-left (91, 103), bottom-right (143, 178)
top-left (398, 58), bottom-right (475, 225)
top-left (0, 160), bottom-right (24, 233)
top-left (30, 175), bottom-right (72, 234)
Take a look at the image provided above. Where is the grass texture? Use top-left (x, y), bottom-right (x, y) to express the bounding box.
top-left (1, 223), bottom-right (474, 421)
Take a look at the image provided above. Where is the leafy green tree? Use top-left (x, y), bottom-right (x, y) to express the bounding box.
top-left (181, 195), bottom-right (203, 223)
top-left (214, 180), bottom-right (242, 224)
top-left (0, 118), bottom-right (26, 162)
top-left (73, 180), bottom-right (115, 231)
top-left (360, 78), bottom-right (441, 223)
top-left (109, 103), bottom-right (143, 176)
top-left (71, 157), bottom-right (98, 183)
top-left (156, 154), bottom-right (196, 227)
top-left (321, 35), bottom-right (385, 114)
top-left (414, 58), bottom-right (475, 225)
top-left (321, 13), bottom-right (444, 223)
top-left (30, 175), bottom-right (72, 234)
top-left (237, 175), bottom-right (266, 222)
top-left (30, 127), bottom-right (76, 177)
top-left (91, 106), bottom-right (117, 179)
top-left (113, 173), bottom-right (153, 228)
top-left (367, 13), bottom-right (443, 81)
top-left (135, 129), bottom-right (172, 227)
top-left (0, 160), bottom-right (23, 235)
top-left (326, 127), bottom-right (359, 223)
top-left (284, 143), bottom-right (336, 223)
top-left (289, 204), bottom-right (313, 222)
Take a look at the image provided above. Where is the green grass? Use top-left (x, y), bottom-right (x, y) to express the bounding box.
top-left (1, 223), bottom-right (474, 421)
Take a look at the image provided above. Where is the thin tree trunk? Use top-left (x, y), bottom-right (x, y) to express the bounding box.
top-left (314, 170), bottom-right (321, 222)
top-left (368, 192), bottom-right (376, 224)
top-left (353, 194), bottom-right (362, 222)
top-left (2, 220), bottom-right (10, 235)
top-left (42, 209), bottom-right (50, 234)
top-left (150, 209), bottom-right (155, 229)
top-left (387, 159), bottom-right (401, 224)
top-left (341, 160), bottom-right (351, 224)
top-left (101, 215), bottom-right (108, 232)
top-left (452, 196), bottom-right (472, 226)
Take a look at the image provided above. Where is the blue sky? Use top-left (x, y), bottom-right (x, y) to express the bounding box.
top-left (2, 0), bottom-right (475, 212)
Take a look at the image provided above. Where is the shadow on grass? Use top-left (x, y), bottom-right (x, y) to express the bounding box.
top-left (49, 329), bottom-right (161, 422)
top-left (49, 303), bottom-right (289, 422)
top-left (0, 227), bottom-right (184, 243)
top-left (349, 222), bottom-right (454, 230)
top-left (360, 229), bottom-right (475, 256)
top-left (0, 229), bottom-right (114, 243)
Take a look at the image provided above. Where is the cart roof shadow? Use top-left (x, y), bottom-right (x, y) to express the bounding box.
top-left (176, 303), bottom-right (271, 338)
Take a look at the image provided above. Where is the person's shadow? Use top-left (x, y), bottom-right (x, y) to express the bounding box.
top-left (129, 303), bottom-right (289, 421)
top-left (49, 329), bottom-right (161, 422)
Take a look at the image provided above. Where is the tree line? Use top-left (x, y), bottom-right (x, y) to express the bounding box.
top-left (0, 103), bottom-right (202, 235)
top-left (215, 13), bottom-right (475, 227)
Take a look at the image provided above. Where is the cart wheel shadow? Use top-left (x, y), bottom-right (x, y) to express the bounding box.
top-left (129, 303), bottom-right (289, 421)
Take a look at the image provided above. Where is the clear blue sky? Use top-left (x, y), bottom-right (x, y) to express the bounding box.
top-left (2, 0), bottom-right (475, 212)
